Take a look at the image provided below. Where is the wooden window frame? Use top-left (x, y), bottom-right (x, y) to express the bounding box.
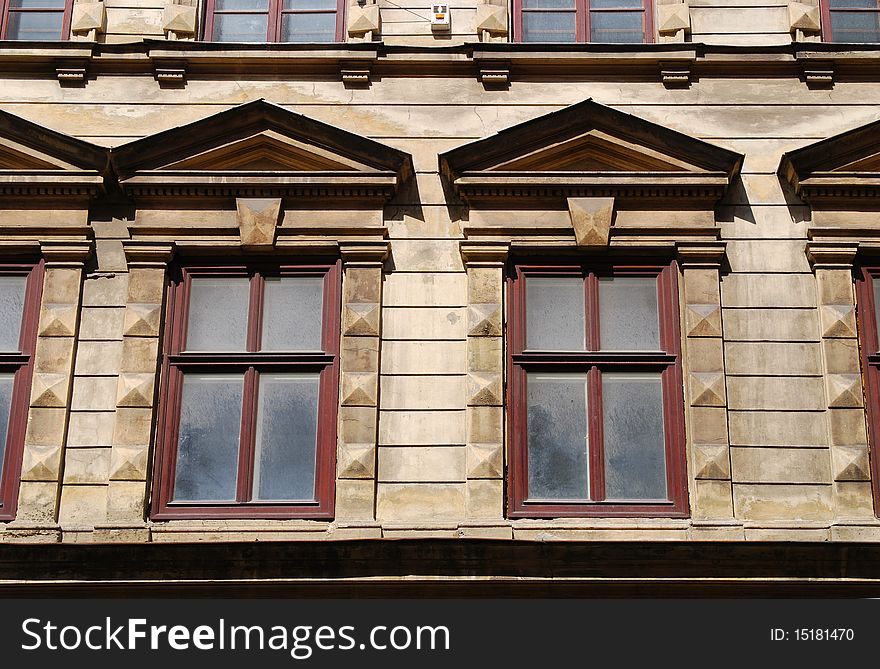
top-left (150, 259), bottom-right (341, 520)
top-left (856, 265), bottom-right (880, 515)
top-left (512, 0), bottom-right (655, 43)
top-left (507, 259), bottom-right (687, 518)
top-left (0, 0), bottom-right (73, 39)
top-left (820, 0), bottom-right (880, 42)
top-left (0, 261), bottom-right (44, 522)
top-left (203, 0), bottom-right (345, 43)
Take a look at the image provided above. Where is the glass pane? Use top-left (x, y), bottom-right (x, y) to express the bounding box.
top-left (830, 0), bottom-right (879, 8)
top-left (253, 373), bottom-right (320, 501)
top-left (173, 374), bottom-right (244, 502)
top-left (522, 11), bottom-right (577, 41)
top-left (526, 276), bottom-right (585, 350)
top-left (599, 276), bottom-right (659, 350)
top-left (522, 0), bottom-right (575, 8)
top-left (0, 375), bottom-right (15, 475)
top-left (281, 12), bottom-right (337, 42)
top-left (0, 276), bottom-right (25, 352)
top-left (590, 0), bottom-right (643, 7)
top-left (186, 277), bottom-right (250, 351)
top-left (215, 0), bottom-right (268, 9)
top-left (589, 10), bottom-right (645, 42)
top-left (831, 11), bottom-right (880, 42)
top-left (284, 0), bottom-right (337, 9)
top-left (527, 373), bottom-right (589, 501)
top-left (6, 11), bottom-right (64, 40)
top-left (602, 372), bottom-right (667, 500)
top-left (261, 277), bottom-right (324, 351)
top-left (213, 13), bottom-right (269, 41)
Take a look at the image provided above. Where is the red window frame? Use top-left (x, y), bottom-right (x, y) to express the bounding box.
top-left (0, 261), bottom-right (43, 521)
top-left (820, 0), bottom-right (880, 42)
top-left (203, 0), bottom-right (345, 42)
top-left (507, 260), bottom-right (687, 518)
top-left (0, 0), bottom-right (72, 40)
top-left (512, 0), bottom-right (654, 43)
top-left (150, 259), bottom-right (341, 520)
top-left (856, 265), bottom-right (880, 516)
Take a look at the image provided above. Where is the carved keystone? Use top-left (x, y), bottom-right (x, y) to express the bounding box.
top-left (236, 198), bottom-right (281, 248)
top-left (657, 1), bottom-right (690, 35)
top-left (568, 197), bottom-right (614, 247)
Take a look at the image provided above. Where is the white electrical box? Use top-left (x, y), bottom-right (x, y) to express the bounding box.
top-left (431, 3), bottom-right (450, 31)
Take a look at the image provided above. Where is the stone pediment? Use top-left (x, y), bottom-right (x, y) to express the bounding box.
top-left (0, 109), bottom-right (108, 197)
top-left (111, 99), bottom-right (412, 199)
top-left (440, 98), bottom-right (742, 204)
top-left (780, 118), bottom-right (880, 203)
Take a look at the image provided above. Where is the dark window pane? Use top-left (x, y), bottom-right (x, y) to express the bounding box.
top-left (598, 276), bottom-right (659, 350)
top-left (215, 0), bottom-right (269, 8)
top-left (831, 11), bottom-right (880, 41)
top-left (527, 373), bottom-right (589, 501)
top-left (261, 277), bottom-right (324, 351)
top-left (602, 372), bottom-right (667, 500)
top-left (173, 374), bottom-right (243, 502)
top-left (830, 0), bottom-right (879, 8)
top-left (526, 276), bottom-right (585, 350)
top-left (6, 12), bottom-right (65, 39)
top-left (9, 0), bottom-right (65, 7)
top-left (281, 12), bottom-right (337, 41)
top-left (0, 277), bottom-right (26, 352)
top-left (589, 10), bottom-right (644, 42)
top-left (213, 13), bottom-right (269, 41)
top-left (522, 0), bottom-right (575, 8)
top-left (253, 373), bottom-right (319, 501)
top-left (0, 375), bottom-right (15, 475)
top-left (284, 0), bottom-right (337, 9)
top-left (522, 11), bottom-right (577, 41)
top-left (590, 0), bottom-right (643, 8)
top-left (186, 277), bottom-right (250, 351)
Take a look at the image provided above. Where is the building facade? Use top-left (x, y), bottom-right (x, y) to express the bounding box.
top-left (1, 0), bottom-right (880, 594)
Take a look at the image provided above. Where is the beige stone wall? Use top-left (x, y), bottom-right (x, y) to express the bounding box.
top-left (4, 47), bottom-right (880, 542)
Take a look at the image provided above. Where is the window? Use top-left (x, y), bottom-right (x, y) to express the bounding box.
top-left (822, 0), bottom-right (880, 42)
top-left (513, 0), bottom-right (653, 43)
top-left (151, 261), bottom-right (340, 520)
top-left (204, 0), bottom-right (344, 42)
top-left (0, 262), bottom-right (43, 521)
top-left (0, 0), bottom-right (72, 39)
top-left (507, 261), bottom-right (687, 518)
top-left (857, 266), bottom-right (880, 513)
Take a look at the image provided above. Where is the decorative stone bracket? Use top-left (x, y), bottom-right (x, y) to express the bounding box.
top-left (568, 196), bottom-right (614, 247)
top-left (789, 0), bottom-right (821, 41)
top-left (347, 0), bottom-right (380, 42)
top-left (70, 1), bottom-right (106, 42)
top-left (163, 2), bottom-right (198, 40)
top-left (475, 1), bottom-right (508, 43)
top-left (656, 1), bottom-right (690, 42)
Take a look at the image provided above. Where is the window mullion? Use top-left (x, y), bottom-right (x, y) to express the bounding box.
top-left (588, 365), bottom-right (605, 502)
top-left (580, 0), bottom-right (590, 41)
top-left (237, 366), bottom-right (259, 502)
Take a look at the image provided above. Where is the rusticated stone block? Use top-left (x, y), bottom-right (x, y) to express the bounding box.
top-left (237, 198), bottom-right (281, 248)
top-left (343, 303), bottom-right (380, 337)
top-left (828, 408), bottom-right (868, 446)
top-left (58, 485), bottom-right (109, 526)
top-left (344, 267), bottom-right (382, 304)
top-left (733, 483), bottom-right (833, 521)
top-left (71, 1), bottom-right (105, 34)
top-left (34, 337), bottom-right (75, 374)
top-left (347, 2), bottom-right (380, 36)
top-left (467, 405), bottom-right (502, 444)
top-left (75, 341), bottom-right (122, 376)
top-left (43, 268), bottom-right (81, 305)
top-left (683, 268), bottom-right (720, 306)
top-left (112, 407), bottom-right (154, 446)
top-left (120, 337), bottom-right (160, 374)
top-left (82, 274), bottom-right (128, 307)
top-left (692, 479), bottom-right (733, 519)
top-left (30, 373), bottom-right (69, 408)
top-left (63, 447), bottom-right (110, 484)
top-left (822, 338), bottom-right (860, 375)
top-left (106, 481), bottom-right (146, 523)
top-left (68, 411), bottom-right (116, 448)
top-left (15, 481), bottom-right (57, 523)
top-left (337, 442), bottom-right (376, 479)
top-left (468, 267), bottom-right (502, 305)
top-left (825, 373), bottom-right (864, 408)
top-left (833, 481), bottom-right (874, 519)
top-left (689, 406), bottom-right (729, 446)
top-left (466, 442), bottom-right (503, 478)
top-left (79, 308), bottom-right (124, 341)
top-left (817, 269), bottom-right (855, 306)
top-left (468, 336), bottom-right (502, 373)
top-left (71, 377), bottom-right (117, 411)
top-left (109, 445), bottom-right (149, 481)
top-left (341, 337), bottom-right (380, 373)
top-left (567, 197), bottom-right (614, 247)
top-left (378, 446), bottom-right (465, 482)
top-left (335, 479), bottom-right (375, 521)
top-left (162, 2), bottom-right (197, 35)
top-left (379, 410), bottom-right (465, 446)
top-left (341, 372), bottom-right (378, 406)
top-left (467, 371), bottom-right (502, 406)
top-left (340, 405), bottom-right (377, 445)
top-left (466, 479), bottom-right (503, 519)
top-left (831, 444), bottom-right (870, 481)
top-left (819, 304), bottom-right (857, 338)
top-left (25, 408), bottom-right (67, 447)
top-left (657, 0), bottom-right (690, 34)
top-left (693, 443), bottom-right (730, 480)
top-left (688, 371), bottom-right (726, 406)
top-left (468, 303), bottom-right (502, 337)
top-left (39, 304), bottom-right (77, 337)
top-left (475, 3), bottom-right (508, 36)
top-left (20, 443), bottom-right (63, 481)
top-left (127, 268), bottom-right (166, 304)
top-left (376, 482), bottom-right (465, 521)
top-left (116, 373), bottom-right (156, 408)
top-left (685, 303), bottom-right (722, 338)
top-left (123, 304), bottom-right (162, 337)
top-left (686, 338), bottom-right (724, 373)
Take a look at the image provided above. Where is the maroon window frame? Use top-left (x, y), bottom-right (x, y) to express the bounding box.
top-left (820, 0), bottom-right (880, 42)
top-left (0, 0), bottom-right (72, 40)
top-left (507, 260), bottom-right (687, 518)
top-left (150, 260), bottom-right (341, 520)
top-left (203, 0), bottom-right (345, 42)
top-left (856, 266), bottom-right (880, 516)
top-left (0, 261), bottom-right (43, 521)
top-left (512, 0), bottom-right (654, 43)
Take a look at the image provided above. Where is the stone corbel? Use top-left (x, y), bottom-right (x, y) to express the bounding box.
top-left (475, 1), bottom-right (508, 43)
top-left (477, 60), bottom-right (510, 90)
top-left (801, 59), bottom-right (834, 89)
top-left (789, 0), bottom-right (821, 42)
top-left (347, 0), bottom-right (380, 42)
top-left (656, 0), bottom-right (690, 43)
top-left (162, 2), bottom-right (198, 40)
top-left (70, 0), bottom-right (106, 42)
top-left (660, 60), bottom-right (692, 89)
top-left (55, 59), bottom-right (89, 87)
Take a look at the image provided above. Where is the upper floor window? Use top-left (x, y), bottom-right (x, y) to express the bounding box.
top-left (0, 0), bottom-right (72, 40)
top-left (507, 261), bottom-right (687, 518)
top-left (204, 0), bottom-right (344, 42)
top-left (0, 262), bottom-right (42, 521)
top-left (822, 0), bottom-right (880, 42)
top-left (151, 261), bottom-right (340, 520)
top-left (513, 0), bottom-right (653, 43)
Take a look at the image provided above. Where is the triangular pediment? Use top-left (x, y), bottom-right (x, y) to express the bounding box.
top-left (440, 99), bottom-right (742, 181)
top-left (0, 109), bottom-right (108, 173)
top-left (111, 99), bottom-right (412, 182)
top-left (779, 117), bottom-right (880, 200)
